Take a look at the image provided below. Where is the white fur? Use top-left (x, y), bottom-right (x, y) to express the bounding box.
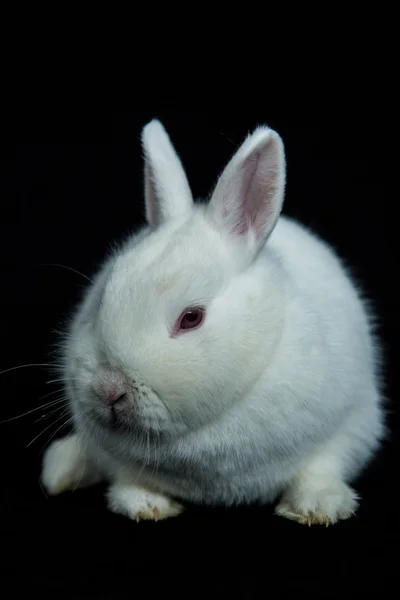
top-left (42, 120), bottom-right (385, 525)
top-left (142, 120), bottom-right (193, 227)
top-left (107, 482), bottom-right (183, 521)
top-left (41, 433), bottom-right (102, 494)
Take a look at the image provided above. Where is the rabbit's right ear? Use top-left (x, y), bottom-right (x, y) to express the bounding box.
top-left (142, 120), bottom-right (194, 228)
top-left (207, 126), bottom-right (286, 262)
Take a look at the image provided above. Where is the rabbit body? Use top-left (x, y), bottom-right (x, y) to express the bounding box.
top-left (41, 121), bottom-right (384, 525)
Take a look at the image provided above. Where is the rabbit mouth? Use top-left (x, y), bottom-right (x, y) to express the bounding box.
top-left (82, 386), bottom-right (169, 436)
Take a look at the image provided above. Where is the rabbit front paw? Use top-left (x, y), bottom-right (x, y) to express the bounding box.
top-left (41, 434), bottom-right (102, 495)
top-left (107, 483), bottom-right (184, 522)
top-left (275, 476), bottom-right (359, 526)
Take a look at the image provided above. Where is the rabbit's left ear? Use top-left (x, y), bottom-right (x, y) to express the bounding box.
top-left (142, 120), bottom-right (194, 228)
top-left (207, 126), bottom-right (286, 260)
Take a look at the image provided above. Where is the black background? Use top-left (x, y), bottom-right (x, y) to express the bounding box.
top-left (0, 112), bottom-right (396, 598)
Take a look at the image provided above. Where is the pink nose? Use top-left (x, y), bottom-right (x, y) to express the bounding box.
top-left (93, 368), bottom-right (127, 405)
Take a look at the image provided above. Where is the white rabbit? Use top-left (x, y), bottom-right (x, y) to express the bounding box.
top-left (41, 120), bottom-right (385, 525)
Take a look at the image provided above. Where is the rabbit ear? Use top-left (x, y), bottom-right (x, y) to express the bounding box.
top-left (207, 126), bottom-right (286, 259)
top-left (142, 120), bottom-right (193, 228)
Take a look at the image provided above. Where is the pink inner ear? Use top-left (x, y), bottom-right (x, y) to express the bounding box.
top-left (144, 162), bottom-right (158, 227)
top-left (225, 142), bottom-right (279, 238)
top-left (232, 152), bottom-right (261, 235)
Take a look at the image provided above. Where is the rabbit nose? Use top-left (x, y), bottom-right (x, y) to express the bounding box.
top-left (93, 367), bottom-right (127, 405)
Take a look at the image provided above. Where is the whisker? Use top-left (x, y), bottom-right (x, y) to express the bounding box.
top-left (34, 403), bottom-right (66, 423)
top-left (26, 409), bottom-right (71, 448)
top-left (46, 377), bottom-right (79, 385)
top-left (39, 263), bottom-right (94, 284)
top-left (36, 388), bottom-right (67, 404)
top-left (136, 431), bottom-right (151, 507)
top-left (40, 411), bottom-right (81, 456)
top-left (0, 397), bottom-right (67, 424)
top-left (151, 427), bottom-right (161, 482)
top-left (0, 363), bottom-right (53, 377)
top-left (72, 433), bottom-right (89, 492)
top-left (39, 479), bottom-right (49, 500)
top-left (132, 430), bottom-right (150, 503)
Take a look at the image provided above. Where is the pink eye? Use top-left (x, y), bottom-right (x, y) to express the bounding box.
top-left (176, 307), bottom-right (205, 334)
